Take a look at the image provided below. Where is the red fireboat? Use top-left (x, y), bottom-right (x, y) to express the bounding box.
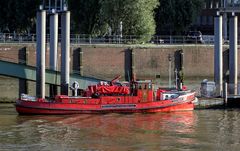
top-left (16, 76), bottom-right (196, 114)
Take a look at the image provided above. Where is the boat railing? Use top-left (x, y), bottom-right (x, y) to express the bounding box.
top-left (20, 93), bottom-right (36, 101)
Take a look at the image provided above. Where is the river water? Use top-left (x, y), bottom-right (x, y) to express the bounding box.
top-left (0, 104), bottom-right (240, 151)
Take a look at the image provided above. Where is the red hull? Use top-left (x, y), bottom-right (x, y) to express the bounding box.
top-left (16, 102), bottom-right (194, 114)
top-left (15, 93), bottom-right (195, 115)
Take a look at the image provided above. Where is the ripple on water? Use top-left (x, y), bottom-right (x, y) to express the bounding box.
top-left (1, 106), bottom-right (240, 150)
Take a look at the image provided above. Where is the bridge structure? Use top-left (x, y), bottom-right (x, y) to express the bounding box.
top-left (0, 59), bottom-right (101, 97)
top-left (0, 60), bottom-right (100, 87)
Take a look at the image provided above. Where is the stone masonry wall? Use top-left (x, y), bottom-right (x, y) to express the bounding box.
top-left (0, 43), bottom-right (234, 81)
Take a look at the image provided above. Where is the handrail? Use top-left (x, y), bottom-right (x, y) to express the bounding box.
top-left (0, 33), bottom-right (232, 45)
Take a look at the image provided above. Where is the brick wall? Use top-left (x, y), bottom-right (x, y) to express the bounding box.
top-left (0, 44), bottom-right (233, 81)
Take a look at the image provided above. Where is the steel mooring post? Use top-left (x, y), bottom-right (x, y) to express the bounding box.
top-left (229, 13), bottom-right (238, 95)
top-left (36, 9), bottom-right (46, 99)
top-left (49, 10), bottom-right (59, 97)
top-left (61, 11), bottom-right (70, 95)
top-left (214, 13), bottom-right (223, 96)
top-left (224, 82), bottom-right (228, 105)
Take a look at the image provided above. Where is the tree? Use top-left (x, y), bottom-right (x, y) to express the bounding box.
top-left (0, 0), bottom-right (40, 33)
top-left (15, 0), bottom-right (40, 33)
top-left (155, 0), bottom-right (204, 35)
top-left (68, 0), bottom-right (102, 35)
top-left (99, 0), bottom-right (159, 42)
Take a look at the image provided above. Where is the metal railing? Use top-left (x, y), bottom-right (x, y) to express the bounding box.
top-left (224, 83), bottom-right (240, 96)
top-left (0, 33), bottom-right (36, 43)
top-left (0, 33), bottom-right (239, 45)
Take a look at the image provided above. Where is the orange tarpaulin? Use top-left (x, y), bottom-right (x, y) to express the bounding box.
top-left (97, 85), bottom-right (130, 95)
top-left (88, 85), bottom-right (130, 95)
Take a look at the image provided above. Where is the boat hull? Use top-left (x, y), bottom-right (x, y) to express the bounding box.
top-left (15, 99), bottom-right (194, 115)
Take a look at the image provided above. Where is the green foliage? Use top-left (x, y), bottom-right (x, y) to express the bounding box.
top-left (0, 0), bottom-right (40, 33)
top-left (155, 0), bottom-right (204, 35)
top-left (99, 0), bottom-right (159, 42)
top-left (0, 0), bottom-right (204, 39)
top-left (68, 0), bottom-right (101, 35)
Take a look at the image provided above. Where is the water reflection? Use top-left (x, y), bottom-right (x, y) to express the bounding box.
top-left (1, 105), bottom-right (240, 151)
top-left (11, 111), bottom-right (197, 151)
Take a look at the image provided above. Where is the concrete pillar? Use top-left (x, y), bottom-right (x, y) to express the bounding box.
top-left (79, 49), bottom-right (83, 76)
top-left (50, 12), bottom-right (58, 71)
top-left (49, 12), bottom-right (58, 97)
top-left (168, 54), bottom-right (172, 88)
top-left (36, 10), bottom-right (46, 99)
top-left (60, 0), bottom-right (63, 11)
top-left (229, 14), bottom-right (238, 94)
top-left (19, 47), bottom-right (28, 97)
top-left (72, 48), bottom-right (82, 75)
top-left (214, 14), bottom-right (223, 96)
top-left (61, 11), bottom-right (70, 95)
top-left (131, 49), bottom-right (136, 81)
top-left (224, 82), bottom-right (228, 105)
top-left (223, 13), bottom-right (228, 41)
top-left (174, 49), bottom-right (184, 90)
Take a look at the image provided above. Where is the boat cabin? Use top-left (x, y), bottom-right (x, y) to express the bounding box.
top-left (132, 81), bottom-right (154, 102)
top-left (74, 78), bottom-right (181, 103)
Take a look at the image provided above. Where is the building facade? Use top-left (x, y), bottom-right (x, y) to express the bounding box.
top-left (193, 0), bottom-right (240, 36)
